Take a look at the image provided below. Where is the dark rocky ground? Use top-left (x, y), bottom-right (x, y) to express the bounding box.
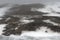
top-left (0, 3), bottom-right (60, 36)
top-left (1, 15), bottom-right (60, 36)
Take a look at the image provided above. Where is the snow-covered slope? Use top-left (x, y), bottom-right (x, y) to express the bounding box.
top-left (0, 4), bottom-right (60, 40)
top-left (17, 4), bottom-right (60, 38)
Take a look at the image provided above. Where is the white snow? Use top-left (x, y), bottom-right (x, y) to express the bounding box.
top-left (36, 3), bottom-right (60, 17)
top-left (9, 26), bottom-right (60, 38)
top-left (0, 7), bottom-right (11, 17)
top-left (21, 32), bottom-right (59, 37)
top-left (0, 24), bottom-right (7, 35)
top-left (43, 13), bottom-right (60, 17)
top-left (5, 17), bottom-right (11, 21)
top-left (20, 26), bottom-right (60, 37)
top-left (37, 3), bottom-right (60, 12)
top-left (20, 19), bottom-right (34, 24)
top-left (43, 19), bottom-right (59, 26)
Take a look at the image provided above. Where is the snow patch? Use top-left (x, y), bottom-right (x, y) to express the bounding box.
top-left (20, 19), bottom-right (34, 24)
top-left (43, 19), bottom-right (59, 26)
top-left (20, 26), bottom-right (60, 37)
top-left (36, 4), bottom-right (60, 17)
top-left (0, 24), bottom-right (7, 35)
top-left (0, 7), bottom-right (11, 17)
top-left (37, 4), bottom-right (60, 13)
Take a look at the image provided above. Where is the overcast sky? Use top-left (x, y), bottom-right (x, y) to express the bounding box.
top-left (0, 0), bottom-right (60, 5)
